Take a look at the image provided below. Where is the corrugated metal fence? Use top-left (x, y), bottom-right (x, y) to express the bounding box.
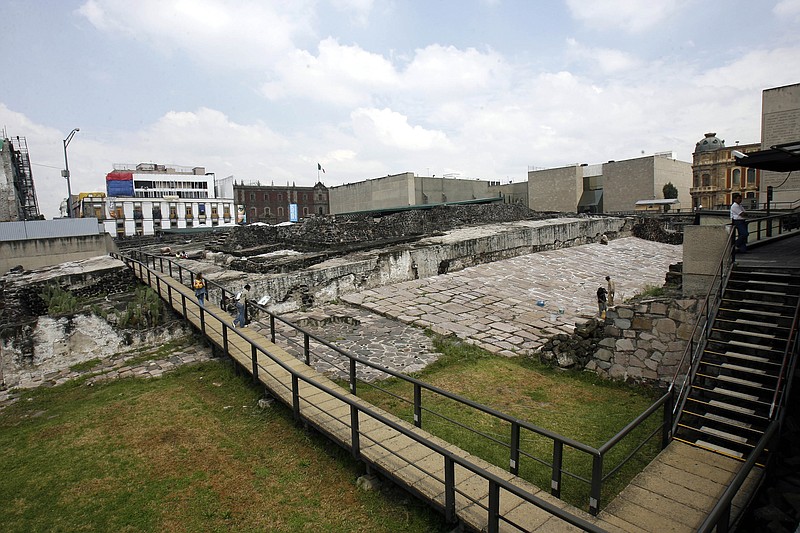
top-left (0, 218), bottom-right (103, 241)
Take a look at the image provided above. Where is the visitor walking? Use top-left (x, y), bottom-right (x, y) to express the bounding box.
top-left (233, 284), bottom-right (251, 328)
top-left (730, 193), bottom-right (748, 253)
top-left (606, 276), bottom-right (616, 306)
top-left (193, 272), bottom-right (208, 307)
top-left (597, 286), bottom-right (608, 320)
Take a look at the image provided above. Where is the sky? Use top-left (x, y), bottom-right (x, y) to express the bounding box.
top-left (1, 0), bottom-right (799, 219)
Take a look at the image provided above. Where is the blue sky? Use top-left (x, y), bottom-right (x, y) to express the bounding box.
top-left (2, 0), bottom-right (799, 219)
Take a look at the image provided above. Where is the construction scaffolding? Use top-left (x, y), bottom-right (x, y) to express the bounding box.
top-left (9, 136), bottom-right (41, 220)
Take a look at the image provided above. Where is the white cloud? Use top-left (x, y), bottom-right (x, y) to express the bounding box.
top-left (565, 38), bottom-right (642, 74)
top-left (78, 0), bottom-right (312, 69)
top-left (261, 38), bottom-right (398, 106)
top-left (565, 0), bottom-right (685, 33)
top-left (351, 108), bottom-right (453, 151)
top-left (774, 0), bottom-right (800, 18)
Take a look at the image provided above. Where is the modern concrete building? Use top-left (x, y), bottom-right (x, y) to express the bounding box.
top-left (74, 162), bottom-right (237, 236)
top-left (690, 133), bottom-right (761, 211)
top-left (233, 181), bottom-right (329, 224)
top-left (328, 172), bottom-right (496, 214)
top-left (759, 83), bottom-right (800, 207)
top-left (527, 153), bottom-right (692, 213)
top-left (0, 136), bottom-right (41, 222)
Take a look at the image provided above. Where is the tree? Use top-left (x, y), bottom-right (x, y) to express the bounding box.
top-left (662, 182), bottom-right (678, 199)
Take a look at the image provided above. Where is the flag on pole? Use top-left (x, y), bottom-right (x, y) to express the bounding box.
top-left (318, 163), bottom-right (325, 173)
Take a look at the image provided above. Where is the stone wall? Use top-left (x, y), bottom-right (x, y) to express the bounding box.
top-left (586, 297), bottom-right (700, 383)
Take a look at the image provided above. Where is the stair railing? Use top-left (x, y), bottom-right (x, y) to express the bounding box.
top-left (668, 227), bottom-right (737, 436)
top-left (768, 291), bottom-right (800, 419)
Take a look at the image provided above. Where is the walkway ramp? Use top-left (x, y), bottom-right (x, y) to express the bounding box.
top-left (123, 257), bottom-right (761, 532)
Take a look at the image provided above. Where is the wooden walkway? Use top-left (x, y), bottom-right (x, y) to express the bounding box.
top-left (127, 259), bottom-right (761, 532)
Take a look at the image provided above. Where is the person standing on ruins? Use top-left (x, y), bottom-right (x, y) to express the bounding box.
top-left (606, 276), bottom-right (616, 306)
top-left (597, 286), bottom-right (608, 320)
top-left (233, 284), bottom-right (251, 328)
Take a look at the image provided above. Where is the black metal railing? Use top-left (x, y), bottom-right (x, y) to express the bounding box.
top-left (120, 250), bottom-right (669, 514)
top-left (116, 252), bottom-right (603, 532)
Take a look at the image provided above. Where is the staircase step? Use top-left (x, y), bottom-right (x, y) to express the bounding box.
top-left (720, 307), bottom-right (783, 318)
top-left (704, 349), bottom-right (778, 365)
top-left (728, 339), bottom-right (780, 352)
top-left (699, 425), bottom-right (750, 444)
top-left (702, 412), bottom-right (754, 430)
top-left (706, 399), bottom-right (759, 416)
top-left (707, 386), bottom-right (762, 402)
top-left (694, 439), bottom-right (745, 459)
top-left (697, 373), bottom-right (766, 389)
top-left (719, 362), bottom-right (771, 376)
top-left (719, 317), bottom-right (784, 329)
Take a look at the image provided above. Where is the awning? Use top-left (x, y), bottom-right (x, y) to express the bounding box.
top-left (734, 140), bottom-right (800, 172)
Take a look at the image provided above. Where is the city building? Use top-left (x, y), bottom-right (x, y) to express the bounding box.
top-left (75, 162), bottom-right (237, 236)
top-left (690, 133), bottom-right (761, 211)
top-left (233, 181), bottom-right (329, 224)
top-left (328, 172), bottom-right (496, 214)
top-left (527, 153), bottom-right (692, 213)
top-left (757, 83), bottom-right (800, 207)
top-left (0, 135), bottom-right (41, 222)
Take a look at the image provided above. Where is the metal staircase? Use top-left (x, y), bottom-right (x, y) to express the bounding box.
top-left (674, 265), bottom-right (800, 462)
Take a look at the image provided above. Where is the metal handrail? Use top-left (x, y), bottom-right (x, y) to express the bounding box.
top-left (120, 249), bottom-right (670, 515)
top-left (769, 294), bottom-right (800, 418)
top-left (119, 252), bottom-right (604, 532)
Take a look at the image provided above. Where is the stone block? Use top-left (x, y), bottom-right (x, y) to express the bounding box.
top-left (631, 316), bottom-right (653, 330)
top-left (644, 358), bottom-right (658, 370)
top-left (676, 323), bottom-right (695, 341)
top-left (616, 339), bottom-right (635, 352)
top-left (614, 318), bottom-right (632, 329)
top-left (616, 307), bottom-right (634, 319)
top-left (654, 318), bottom-right (676, 335)
top-left (596, 360), bottom-right (611, 370)
top-left (595, 348), bottom-right (614, 362)
top-left (623, 330), bottom-right (636, 338)
top-left (599, 338), bottom-right (617, 348)
top-left (604, 325), bottom-right (621, 337)
top-left (608, 364), bottom-right (627, 379)
top-left (650, 302), bottom-right (668, 315)
top-left (627, 366), bottom-right (642, 379)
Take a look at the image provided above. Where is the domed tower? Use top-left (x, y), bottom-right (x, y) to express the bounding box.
top-left (691, 133), bottom-right (760, 211)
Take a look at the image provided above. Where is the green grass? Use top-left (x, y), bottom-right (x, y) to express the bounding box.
top-left (0, 361), bottom-right (448, 533)
top-left (356, 334), bottom-right (662, 510)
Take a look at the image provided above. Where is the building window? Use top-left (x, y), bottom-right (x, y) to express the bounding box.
top-left (263, 207), bottom-right (271, 216)
top-left (702, 173), bottom-right (710, 187)
top-left (732, 168), bottom-right (741, 187)
top-left (278, 206), bottom-right (284, 217)
top-left (277, 193), bottom-right (282, 202)
top-left (303, 193), bottom-right (307, 201)
top-left (303, 207), bottom-right (309, 216)
top-left (693, 174), bottom-right (699, 187)
top-left (747, 168), bottom-right (756, 185)
top-left (318, 207), bottom-right (324, 215)
top-left (250, 192), bottom-right (255, 201)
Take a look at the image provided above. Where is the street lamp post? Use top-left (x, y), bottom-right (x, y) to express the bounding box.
top-left (62, 128), bottom-right (80, 218)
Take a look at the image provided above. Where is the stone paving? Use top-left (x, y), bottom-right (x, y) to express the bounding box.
top-left (253, 237), bottom-right (682, 380)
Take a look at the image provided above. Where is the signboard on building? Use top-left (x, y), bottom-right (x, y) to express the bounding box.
top-left (289, 203), bottom-right (298, 222)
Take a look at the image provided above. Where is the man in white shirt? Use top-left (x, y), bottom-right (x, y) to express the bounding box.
top-left (730, 193), bottom-right (748, 253)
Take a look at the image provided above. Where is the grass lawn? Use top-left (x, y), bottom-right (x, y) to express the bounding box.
top-left (0, 360), bottom-right (449, 533)
top-left (354, 335), bottom-right (664, 510)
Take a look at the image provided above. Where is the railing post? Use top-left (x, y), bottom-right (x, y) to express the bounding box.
top-left (178, 266), bottom-right (184, 284)
top-left (292, 375), bottom-right (300, 421)
top-left (270, 315), bottom-right (276, 343)
top-left (487, 480), bottom-right (500, 533)
top-left (444, 456), bottom-right (456, 524)
top-left (159, 257), bottom-right (163, 272)
top-left (663, 388), bottom-right (674, 448)
top-left (200, 307), bottom-right (206, 335)
top-left (551, 440), bottom-right (563, 498)
top-left (167, 285), bottom-right (172, 308)
top-left (590, 454), bottom-right (603, 516)
top-left (414, 384), bottom-right (422, 428)
top-left (223, 326), bottom-right (229, 356)
top-left (156, 277), bottom-right (161, 297)
top-left (169, 261), bottom-right (173, 277)
top-left (147, 268), bottom-right (151, 286)
top-left (350, 404), bottom-right (360, 459)
top-left (349, 359), bottom-right (357, 394)
top-left (181, 295), bottom-right (187, 320)
top-left (251, 345), bottom-right (258, 384)
top-left (510, 422), bottom-right (520, 475)
top-left (304, 333), bottom-right (310, 365)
